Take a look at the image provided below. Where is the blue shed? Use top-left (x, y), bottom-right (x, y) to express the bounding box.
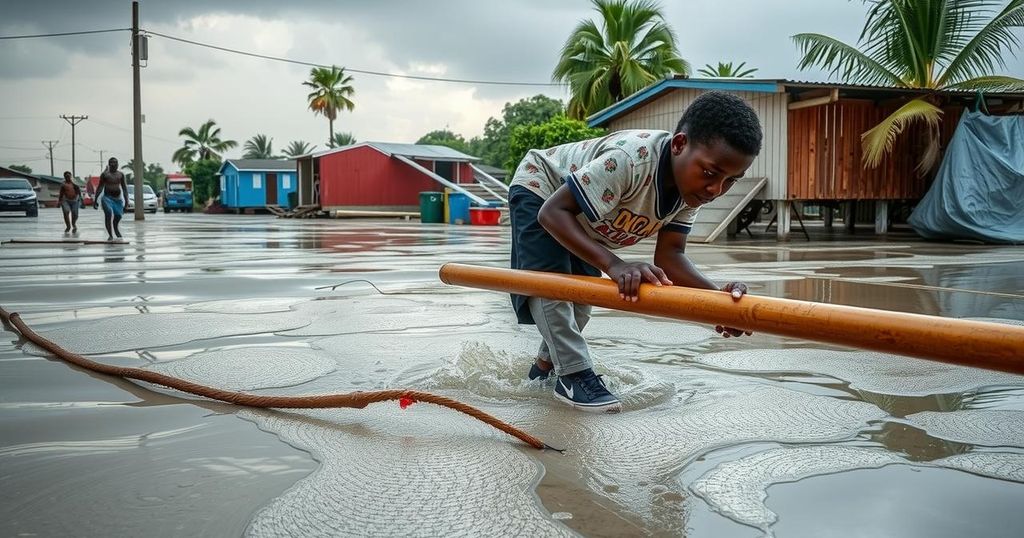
top-left (218, 159), bottom-right (298, 209)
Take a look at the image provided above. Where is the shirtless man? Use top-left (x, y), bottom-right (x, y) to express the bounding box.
top-left (57, 171), bottom-right (81, 234)
top-left (94, 157), bottom-right (129, 241)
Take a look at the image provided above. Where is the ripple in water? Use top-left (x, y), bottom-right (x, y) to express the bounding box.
top-left (906, 410), bottom-right (1024, 448)
top-left (420, 341), bottom-right (677, 410)
top-left (690, 445), bottom-right (1024, 534)
top-left (239, 407), bottom-right (573, 537)
top-left (146, 346), bottom-right (336, 391)
top-left (693, 348), bottom-right (1024, 396)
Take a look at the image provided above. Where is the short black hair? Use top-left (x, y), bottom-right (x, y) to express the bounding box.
top-left (675, 91), bottom-right (763, 156)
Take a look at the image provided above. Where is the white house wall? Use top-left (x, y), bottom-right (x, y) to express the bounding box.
top-left (607, 89), bottom-right (788, 200)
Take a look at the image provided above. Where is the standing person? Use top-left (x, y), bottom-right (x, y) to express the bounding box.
top-left (57, 171), bottom-right (81, 234)
top-left (93, 157), bottom-right (129, 241)
top-left (509, 91), bottom-right (763, 413)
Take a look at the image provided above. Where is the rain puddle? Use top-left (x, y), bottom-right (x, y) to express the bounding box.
top-left (2, 212), bottom-right (1024, 536)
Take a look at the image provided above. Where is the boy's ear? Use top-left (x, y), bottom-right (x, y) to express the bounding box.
top-left (671, 132), bottom-right (688, 155)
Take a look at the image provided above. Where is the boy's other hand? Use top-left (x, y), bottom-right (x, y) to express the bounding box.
top-left (716, 281), bottom-right (753, 338)
top-left (607, 261), bottom-right (672, 302)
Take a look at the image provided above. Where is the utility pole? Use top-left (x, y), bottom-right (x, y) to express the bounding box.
top-left (41, 140), bottom-right (58, 176)
top-left (131, 0), bottom-right (145, 220)
top-left (59, 115), bottom-right (87, 178)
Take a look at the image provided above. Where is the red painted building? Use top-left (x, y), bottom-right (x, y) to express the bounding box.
top-left (295, 142), bottom-right (497, 211)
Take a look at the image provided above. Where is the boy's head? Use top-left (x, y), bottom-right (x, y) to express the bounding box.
top-left (669, 91), bottom-right (763, 208)
top-left (63, 171), bottom-right (72, 182)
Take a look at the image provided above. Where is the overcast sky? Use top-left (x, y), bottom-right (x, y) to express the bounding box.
top-left (2, 0), bottom-right (1022, 176)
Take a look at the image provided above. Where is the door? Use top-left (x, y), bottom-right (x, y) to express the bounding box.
top-left (266, 173), bottom-right (278, 205)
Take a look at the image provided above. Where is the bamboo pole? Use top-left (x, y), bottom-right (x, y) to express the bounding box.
top-left (438, 263), bottom-right (1024, 375)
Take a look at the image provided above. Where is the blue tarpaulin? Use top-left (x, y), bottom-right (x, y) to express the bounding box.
top-left (909, 110), bottom-right (1024, 244)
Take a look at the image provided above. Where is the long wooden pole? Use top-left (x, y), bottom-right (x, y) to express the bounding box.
top-left (438, 263), bottom-right (1024, 375)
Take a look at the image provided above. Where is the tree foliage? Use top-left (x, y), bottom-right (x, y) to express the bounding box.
top-left (553, 0), bottom-right (689, 118)
top-left (506, 116), bottom-right (606, 172)
top-left (183, 159), bottom-right (222, 205)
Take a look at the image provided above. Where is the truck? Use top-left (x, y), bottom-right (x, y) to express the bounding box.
top-left (163, 174), bottom-right (193, 212)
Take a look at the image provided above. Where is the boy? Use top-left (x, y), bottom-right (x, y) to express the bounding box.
top-left (57, 171), bottom-right (81, 234)
top-left (94, 157), bottom-right (129, 241)
top-left (509, 91), bottom-right (763, 413)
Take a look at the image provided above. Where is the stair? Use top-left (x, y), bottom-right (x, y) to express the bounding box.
top-left (686, 177), bottom-right (768, 243)
top-left (454, 183), bottom-right (507, 206)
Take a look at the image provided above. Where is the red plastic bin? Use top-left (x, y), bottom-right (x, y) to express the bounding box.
top-left (469, 207), bottom-right (501, 226)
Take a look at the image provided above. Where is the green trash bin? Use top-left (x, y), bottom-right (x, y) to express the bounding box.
top-left (287, 191), bottom-right (298, 209)
top-left (419, 191), bottom-right (444, 223)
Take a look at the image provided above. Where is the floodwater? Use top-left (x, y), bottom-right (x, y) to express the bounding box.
top-left (2, 209), bottom-right (1023, 537)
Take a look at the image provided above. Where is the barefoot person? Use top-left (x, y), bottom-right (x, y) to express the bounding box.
top-left (93, 157), bottom-right (129, 241)
top-left (57, 171), bottom-right (81, 234)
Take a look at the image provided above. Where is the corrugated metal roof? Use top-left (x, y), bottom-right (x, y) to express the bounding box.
top-left (588, 75), bottom-right (1024, 127)
top-left (224, 159), bottom-right (297, 171)
top-left (303, 142), bottom-right (480, 162)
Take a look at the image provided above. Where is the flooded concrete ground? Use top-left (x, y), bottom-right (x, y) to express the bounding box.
top-left (1, 209), bottom-right (1023, 537)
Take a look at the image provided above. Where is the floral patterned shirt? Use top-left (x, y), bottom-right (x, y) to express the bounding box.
top-left (510, 129), bottom-right (699, 249)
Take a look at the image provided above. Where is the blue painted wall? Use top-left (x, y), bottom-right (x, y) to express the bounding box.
top-left (219, 162), bottom-right (297, 208)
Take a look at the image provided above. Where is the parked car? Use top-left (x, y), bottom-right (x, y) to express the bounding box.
top-left (0, 177), bottom-right (39, 217)
top-left (126, 184), bottom-right (158, 213)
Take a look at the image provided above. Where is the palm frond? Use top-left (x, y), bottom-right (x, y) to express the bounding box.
top-left (938, 0), bottom-right (1024, 86)
top-left (861, 98), bottom-right (943, 168)
top-left (794, 32), bottom-right (907, 86)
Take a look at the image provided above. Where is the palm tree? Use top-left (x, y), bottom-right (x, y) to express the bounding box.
top-left (243, 134), bottom-right (275, 159)
top-left (794, 0), bottom-right (1024, 172)
top-left (303, 66), bottom-right (356, 147)
top-left (172, 119), bottom-right (238, 167)
top-left (282, 140), bottom-right (317, 158)
top-left (553, 0), bottom-right (689, 119)
top-left (330, 132), bottom-right (357, 147)
top-left (697, 61), bottom-right (758, 78)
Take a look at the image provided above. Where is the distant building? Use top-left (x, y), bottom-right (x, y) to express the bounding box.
top-left (294, 142), bottom-right (508, 212)
top-left (217, 159), bottom-right (297, 209)
top-left (588, 76), bottom-right (1024, 240)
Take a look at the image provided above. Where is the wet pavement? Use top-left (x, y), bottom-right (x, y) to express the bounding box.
top-left (1, 209), bottom-right (1023, 537)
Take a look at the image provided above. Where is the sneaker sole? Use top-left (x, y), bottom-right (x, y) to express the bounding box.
top-left (553, 391), bottom-right (622, 414)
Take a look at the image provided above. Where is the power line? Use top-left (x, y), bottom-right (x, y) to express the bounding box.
top-left (0, 28), bottom-right (129, 40)
top-left (144, 30), bottom-right (563, 87)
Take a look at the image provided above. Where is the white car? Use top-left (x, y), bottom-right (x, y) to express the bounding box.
top-left (126, 184), bottom-right (158, 213)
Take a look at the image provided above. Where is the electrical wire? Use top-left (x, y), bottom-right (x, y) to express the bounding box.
top-left (0, 28), bottom-right (129, 40)
top-left (144, 30), bottom-right (562, 87)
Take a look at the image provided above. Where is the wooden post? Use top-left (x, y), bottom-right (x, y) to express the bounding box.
top-left (875, 200), bottom-right (889, 234)
top-left (844, 201), bottom-right (857, 233)
top-left (776, 200), bottom-right (791, 240)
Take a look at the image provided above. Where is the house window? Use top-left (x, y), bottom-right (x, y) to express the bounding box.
top-left (252, 174), bottom-right (262, 189)
top-left (220, 176), bottom-right (226, 192)
top-left (282, 175), bottom-right (291, 189)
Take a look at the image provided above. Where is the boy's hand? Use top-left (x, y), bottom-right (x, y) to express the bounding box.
top-left (716, 281), bottom-right (753, 338)
top-left (607, 261), bottom-right (672, 302)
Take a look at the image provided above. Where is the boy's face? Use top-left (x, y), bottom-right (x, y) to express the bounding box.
top-left (669, 133), bottom-right (755, 208)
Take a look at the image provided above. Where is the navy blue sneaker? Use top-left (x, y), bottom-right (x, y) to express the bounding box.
top-left (528, 360), bottom-right (552, 381)
top-left (554, 369), bottom-right (622, 413)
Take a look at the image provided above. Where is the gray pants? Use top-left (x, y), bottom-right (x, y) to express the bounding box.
top-left (529, 298), bottom-right (593, 376)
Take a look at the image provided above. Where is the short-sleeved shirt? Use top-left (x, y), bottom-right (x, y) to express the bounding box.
top-left (509, 129), bottom-right (699, 249)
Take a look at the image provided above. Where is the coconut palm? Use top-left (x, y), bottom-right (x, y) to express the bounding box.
top-left (282, 140), bottom-right (317, 158)
top-left (303, 66), bottom-right (356, 147)
top-left (243, 134), bottom-right (275, 159)
top-left (553, 0), bottom-right (689, 119)
top-left (172, 119), bottom-right (237, 167)
top-left (330, 132), bottom-right (357, 147)
top-left (697, 61), bottom-right (758, 78)
top-left (794, 0), bottom-right (1024, 172)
